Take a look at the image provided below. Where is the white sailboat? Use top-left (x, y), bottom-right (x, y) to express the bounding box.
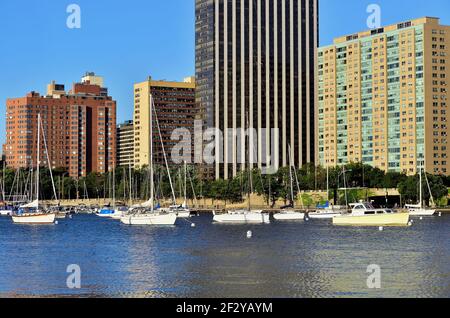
top-left (213, 112), bottom-right (270, 224)
top-left (120, 94), bottom-right (177, 226)
top-left (309, 165), bottom-right (347, 219)
top-left (406, 166), bottom-right (436, 217)
top-left (12, 114), bottom-right (56, 224)
top-left (274, 145), bottom-right (305, 221)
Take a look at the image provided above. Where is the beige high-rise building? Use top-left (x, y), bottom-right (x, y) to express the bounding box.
top-left (318, 17), bottom-right (450, 176)
top-left (117, 120), bottom-right (134, 167)
top-left (133, 77), bottom-right (196, 168)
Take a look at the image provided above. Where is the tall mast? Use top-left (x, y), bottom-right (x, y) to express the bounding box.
top-left (288, 144), bottom-right (294, 208)
top-left (149, 93), bottom-right (154, 210)
top-left (36, 114), bottom-right (40, 206)
top-left (419, 165), bottom-right (423, 208)
top-left (184, 161), bottom-right (187, 207)
top-left (129, 162), bottom-right (133, 206)
top-left (326, 165), bottom-right (329, 202)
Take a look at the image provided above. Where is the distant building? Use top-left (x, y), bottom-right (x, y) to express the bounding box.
top-left (133, 77), bottom-right (196, 168)
top-left (318, 17), bottom-right (450, 176)
top-left (117, 120), bottom-right (134, 167)
top-left (4, 73), bottom-right (116, 178)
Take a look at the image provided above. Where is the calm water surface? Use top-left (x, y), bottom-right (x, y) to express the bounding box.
top-left (0, 214), bottom-right (448, 298)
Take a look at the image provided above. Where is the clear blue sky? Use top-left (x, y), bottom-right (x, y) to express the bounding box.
top-left (1, 0), bottom-right (449, 145)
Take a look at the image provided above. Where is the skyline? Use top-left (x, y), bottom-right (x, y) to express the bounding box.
top-left (1, 0), bottom-right (450, 146)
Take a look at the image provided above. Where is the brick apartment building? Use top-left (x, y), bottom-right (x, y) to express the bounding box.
top-left (3, 73), bottom-right (116, 178)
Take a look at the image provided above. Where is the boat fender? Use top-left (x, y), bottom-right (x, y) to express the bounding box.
top-left (408, 221), bottom-right (413, 227)
top-left (439, 212), bottom-right (442, 217)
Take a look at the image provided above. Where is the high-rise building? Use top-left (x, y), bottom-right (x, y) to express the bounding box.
top-left (133, 77), bottom-right (196, 168)
top-left (4, 73), bottom-right (116, 178)
top-left (318, 17), bottom-right (450, 176)
top-left (196, 0), bottom-right (319, 179)
top-left (117, 120), bottom-right (135, 167)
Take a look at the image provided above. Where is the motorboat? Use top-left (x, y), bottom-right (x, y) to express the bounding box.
top-left (333, 202), bottom-right (409, 227)
top-left (309, 202), bottom-right (347, 219)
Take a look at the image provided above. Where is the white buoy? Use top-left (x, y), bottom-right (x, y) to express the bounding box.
top-left (439, 212), bottom-right (442, 217)
top-left (420, 217), bottom-right (423, 221)
top-left (408, 221), bottom-right (413, 227)
top-left (247, 230), bottom-right (253, 239)
top-left (55, 221), bottom-right (59, 225)
top-left (191, 223), bottom-right (196, 228)
top-left (305, 217), bottom-right (309, 221)
top-left (379, 226), bottom-right (384, 231)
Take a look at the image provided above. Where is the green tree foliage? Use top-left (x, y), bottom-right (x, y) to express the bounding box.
top-left (1, 163), bottom-right (449, 206)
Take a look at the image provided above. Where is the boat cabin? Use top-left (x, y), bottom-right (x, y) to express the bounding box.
top-left (349, 202), bottom-right (394, 216)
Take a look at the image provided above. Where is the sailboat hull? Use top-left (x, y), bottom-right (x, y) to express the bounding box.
top-left (120, 213), bottom-right (177, 226)
top-left (408, 209), bottom-right (436, 217)
top-left (333, 213), bottom-right (410, 227)
top-left (0, 210), bottom-right (13, 216)
top-left (12, 213), bottom-right (56, 224)
top-left (273, 211), bottom-right (305, 221)
top-left (213, 212), bottom-right (270, 224)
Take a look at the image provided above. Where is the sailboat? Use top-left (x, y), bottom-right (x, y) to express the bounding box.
top-left (12, 114), bottom-right (56, 224)
top-left (405, 166), bottom-right (436, 216)
top-left (120, 93), bottom-right (177, 226)
top-left (309, 165), bottom-right (347, 219)
top-left (274, 145), bottom-right (305, 221)
top-left (213, 112), bottom-right (270, 224)
top-left (169, 162), bottom-right (191, 218)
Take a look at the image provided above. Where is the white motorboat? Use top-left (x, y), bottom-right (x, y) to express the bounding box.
top-left (309, 206), bottom-right (347, 219)
top-left (213, 210), bottom-right (270, 224)
top-left (333, 202), bottom-right (409, 227)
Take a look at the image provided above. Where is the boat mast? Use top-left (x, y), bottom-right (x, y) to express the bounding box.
top-left (288, 144), bottom-right (295, 208)
top-left (149, 93), bottom-right (154, 211)
top-left (36, 114), bottom-right (41, 207)
top-left (129, 162), bottom-right (133, 206)
top-left (419, 165), bottom-right (423, 209)
top-left (184, 161), bottom-right (187, 207)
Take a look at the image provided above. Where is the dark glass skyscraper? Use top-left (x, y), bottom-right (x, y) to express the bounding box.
top-left (196, 0), bottom-right (318, 179)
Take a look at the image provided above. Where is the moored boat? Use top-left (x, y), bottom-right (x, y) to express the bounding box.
top-left (213, 210), bottom-right (270, 224)
top-left (333, 202), bottom-right (409, 227)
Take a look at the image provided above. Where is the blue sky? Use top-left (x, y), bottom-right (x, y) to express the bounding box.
top-left (0, 0), bottom-right (449, 145)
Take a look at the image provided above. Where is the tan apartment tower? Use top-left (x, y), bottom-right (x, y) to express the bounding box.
top-left (133, 77), bottom-right (196, 168)
top-left (318, 17), bottom-right (450, 176)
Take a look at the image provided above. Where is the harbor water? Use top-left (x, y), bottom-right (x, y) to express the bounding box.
top-left (0, 214), bottom-right (448, 298)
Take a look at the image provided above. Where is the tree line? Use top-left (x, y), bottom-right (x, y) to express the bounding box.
top-left (1, 162), bottom-right (449, 207)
